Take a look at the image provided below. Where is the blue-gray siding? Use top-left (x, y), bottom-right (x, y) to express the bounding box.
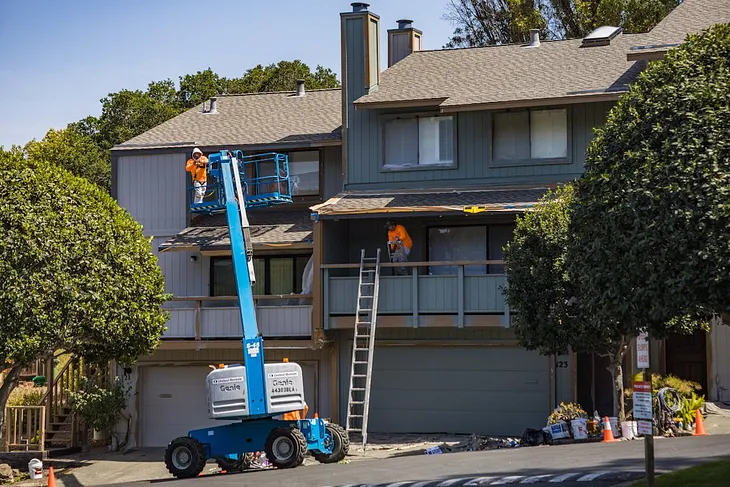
top-left (345, 102), bottom-right (614, 190)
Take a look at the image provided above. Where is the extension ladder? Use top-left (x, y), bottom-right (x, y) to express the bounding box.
top-left (345, 248), bottom-right (382, 450)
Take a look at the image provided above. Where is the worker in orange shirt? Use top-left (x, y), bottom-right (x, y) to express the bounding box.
top-left (186, 148), bottom-right (209, 204)
top-left (386, 220), bottom-right (413, 274)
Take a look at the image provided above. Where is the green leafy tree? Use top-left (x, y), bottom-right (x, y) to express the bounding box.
top-left (0, 151), bottom-right (169, 438)
top-left (567, 23), bottom-right (730, 393)
top-left (504, 184), bottom-right (631, 420)
top-left (24, 128), bottom-right (111, 193)
top-left (443, 0), bottom-right (680, 47)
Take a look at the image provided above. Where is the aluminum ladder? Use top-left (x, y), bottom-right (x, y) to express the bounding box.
top-left (345, 248), bottom-right (382, 450)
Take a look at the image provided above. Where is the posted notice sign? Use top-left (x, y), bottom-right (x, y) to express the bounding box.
top-left (633, 381), bottom-right (653, 419)
top-left (637, 332), bottom-right (650, 369)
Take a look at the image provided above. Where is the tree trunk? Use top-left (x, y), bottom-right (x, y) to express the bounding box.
top-left (606, 340), bottom-right (628, 423)
top-left (0, 365), bottom-right (23, 441)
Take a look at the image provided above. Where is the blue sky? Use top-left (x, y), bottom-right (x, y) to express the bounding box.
top-left (0, 0), bottom-right (455, 148)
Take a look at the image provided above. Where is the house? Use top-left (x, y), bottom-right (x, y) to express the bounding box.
top-left (310, 0), bottom-right (730, 435)
top-left (108, 86), bottom-right (343, 448)
top-left (108, 0), bottom-right (730, 447)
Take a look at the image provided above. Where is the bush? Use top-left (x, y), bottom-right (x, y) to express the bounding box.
top-left (548, 402), bottom-right (589, 425)
top-left (624, 373), bottom-right (705, 426)
top-left (68, 377), bottom-right (127, 434)
top-left (7, 382), bottom-right (46, 407)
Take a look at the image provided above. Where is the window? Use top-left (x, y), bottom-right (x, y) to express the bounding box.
top-left (288, 151), bottom-right (319, 196)
top-left (211, 255), bottom-right (311, 296)
top-left (493, 108), bottom-right (568, 162)
top-left (383, 115), bottom-right (454, 168)
top-left (426, 224), bottom-right (515, 275)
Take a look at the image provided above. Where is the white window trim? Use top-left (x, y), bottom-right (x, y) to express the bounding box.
top-left (382, 114), bottom-right (457, 171)
top-left (491, 107), bottom-right (571, 168)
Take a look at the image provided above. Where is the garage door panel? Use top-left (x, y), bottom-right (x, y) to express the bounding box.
top-left (342, 345), bottom-right (550, 436)
top-left (370, 369), bottom-right (545, 392)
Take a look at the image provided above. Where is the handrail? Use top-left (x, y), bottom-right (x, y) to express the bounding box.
top-left (167, 294), bottom-right (313, 302)
top-left (37, 356), bottom-right (74, 406)
top-left (321, 260), bottom-right (506, 269)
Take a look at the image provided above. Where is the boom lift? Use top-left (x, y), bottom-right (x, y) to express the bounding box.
top-left (164, 150), bottom-right (349, 478)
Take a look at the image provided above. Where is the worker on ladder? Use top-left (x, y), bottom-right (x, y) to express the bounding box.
top-left (186, 148), bottom-right (209, 204)
top-left (386, 220), bottom-right (412, 276)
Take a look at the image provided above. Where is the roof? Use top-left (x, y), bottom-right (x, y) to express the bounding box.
top-left (310, 186), bottom-right (551, 218)
top-left (158, 209), bottom-right (313, 253)
top-left (354, 0), bottom-right (730, 110)
top-left (113, 89), bottom-right (342, 151)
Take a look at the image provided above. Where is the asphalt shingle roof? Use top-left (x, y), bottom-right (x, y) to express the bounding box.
top-left (158, 209), bottom-right (313, 252)
top-left (354, 0), bottom-right (730, 109)
top-left (114, 89), bottom-right (342, 151)
top-left (310, 187), bottom-right (551, 217)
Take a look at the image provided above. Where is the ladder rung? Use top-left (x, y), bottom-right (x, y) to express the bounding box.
top-left (359, 308), bottom-right (372, 312)
top-left (362, 270), bottom-right (375, 273)
top-left (351, 401), bottom-right (364, 405)
top-left (349, 414), bottom-right (363, 418)
top-left (353, 374), bottom-right (367, 378)
top-left (354, 361), bottom-right (368, 365)
top-left (351, 387), bottom-right (366, 391)
top-left (355, 347), bottom-right (369, 351)
top-left (363, 257), bottom-right (379, 261)
top-left (348, 428), bottom-right (363, 432)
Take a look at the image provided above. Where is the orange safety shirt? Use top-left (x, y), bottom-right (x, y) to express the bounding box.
top-left (186, 156), bottom-right (209, 183)
top-left (388, 224), bottom-right (413, 250)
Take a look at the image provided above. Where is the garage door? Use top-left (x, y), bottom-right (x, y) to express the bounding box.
top-left (141, 363), bottom-right (317, 447)
top-left (341, 346), bottom-right (549, 436)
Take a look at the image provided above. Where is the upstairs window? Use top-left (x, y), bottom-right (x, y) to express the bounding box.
top-left (245, 150), bottom-right (320, 197)
top-left (383, 115), bottom-right (455, 168)
top-left (211, 255), bottom-right (311, 296)
top-left (493, 108), bottom-right (568, 163)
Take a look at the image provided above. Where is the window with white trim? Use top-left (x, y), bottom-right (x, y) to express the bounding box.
top-left (493, 108), bottom-right (568, 162)
top-left (383, 115), bottom-right (454, 168)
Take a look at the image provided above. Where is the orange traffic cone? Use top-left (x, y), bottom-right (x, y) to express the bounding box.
top-left (601, 416), bottom-right (620, 443)
top-left (48, 466), bottom-right (56, 487)
top-left (693, 409), bottom-right (708, 436)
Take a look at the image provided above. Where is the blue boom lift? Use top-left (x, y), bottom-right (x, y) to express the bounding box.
top-left (164, 150), bottom-right (349, 478)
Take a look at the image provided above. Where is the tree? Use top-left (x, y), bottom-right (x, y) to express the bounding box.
top-left (567, 23), bottom-right (730, 397)
top-left (443, 0), bottom-right (680, 47)
top-left (503, 184), bottom-right (631, 420)
top-left (0, 151), bottom-right (169, 437)
top-left (24, 128), bottom-right (111, 193)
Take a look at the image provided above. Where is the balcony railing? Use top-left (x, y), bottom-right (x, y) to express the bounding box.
top-left (163, 295), bottom-right (313, 339)
top-left (322, 261), bottom-right (510, 328)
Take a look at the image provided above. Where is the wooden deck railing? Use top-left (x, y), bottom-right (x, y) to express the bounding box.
top-left (321, 260), bottom-right (510, 328)
top-left (4, 406), bottom-right (45, 451)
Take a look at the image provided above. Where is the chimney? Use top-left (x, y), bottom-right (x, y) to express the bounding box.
top-left (388, 19), bottom-right (423, 67)
top-left (528, 29), bottom-right (540, 47)
top-left (341, 2), bottom-right (381, 186)
top-left (208, 97), bottom-right (218, 114)
top-left (295, 79), bottom-right (306, 96)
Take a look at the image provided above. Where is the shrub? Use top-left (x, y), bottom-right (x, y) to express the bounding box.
top-left (7, 382), bottom-right (46, 407)
top-left (548, 402), bottom-right (589, 425)
top-left (68, 377), bottom-right (127, 434)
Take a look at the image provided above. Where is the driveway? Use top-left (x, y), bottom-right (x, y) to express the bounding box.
top-left (49, 435), bottom-right (730, 487)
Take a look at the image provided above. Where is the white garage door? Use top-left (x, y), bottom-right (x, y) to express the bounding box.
top-left (341, 346), bottom-right (550, 436)
top-left (141, 363), bottom-right (317, 447)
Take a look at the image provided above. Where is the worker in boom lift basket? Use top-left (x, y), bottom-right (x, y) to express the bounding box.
top-left (186, 148), bottom-right (209, 204)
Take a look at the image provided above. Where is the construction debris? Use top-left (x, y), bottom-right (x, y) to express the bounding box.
top-left (424, 434), bottom-right (520, 454)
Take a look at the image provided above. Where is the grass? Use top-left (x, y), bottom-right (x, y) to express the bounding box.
top-left (630, 460), bottom-right (730, 486)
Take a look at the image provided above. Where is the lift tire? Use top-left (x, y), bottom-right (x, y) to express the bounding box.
top-left (215, 452), bottom-right (255, 472)
top-left (164, 436), bottom-right (207, 479)
top-left (264, 427), bottom-right (307, 469)
top-left (314, 423), bottom-right (350, 464)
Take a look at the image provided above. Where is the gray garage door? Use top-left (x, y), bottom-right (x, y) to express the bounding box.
top-left (340, 346), bottom-right (549, 436)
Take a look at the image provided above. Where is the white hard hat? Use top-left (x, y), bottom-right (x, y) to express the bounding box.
top-left (192, 147), bottom-right (202, 155)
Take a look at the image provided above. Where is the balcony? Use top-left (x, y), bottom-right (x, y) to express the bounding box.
top-left (322, 261), bottom-right (510, 329)
top-left (162, 295), bottom-right (313, 340)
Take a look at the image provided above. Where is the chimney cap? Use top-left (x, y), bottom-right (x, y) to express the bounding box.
top-left (295, 79), bottom-right (306, 96)
top-left (397, 19), bottom-right (414, 29)
top-left (527, 29), bottom-right (540, 47)
top-left (351, 2), bottom-right (369, 12)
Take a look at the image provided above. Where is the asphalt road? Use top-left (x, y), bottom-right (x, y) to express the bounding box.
top-left (106, 435), bottom-right (730, 487)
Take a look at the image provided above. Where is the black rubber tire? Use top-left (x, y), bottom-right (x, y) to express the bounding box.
top-left (215, 452), bottom-right (254, 472)
top-left (264, 428), bottom-right (307, 469)
top-left (164, 436), bottom-right (207, 478)
top-left (314, 423), bottom-right (350, 464)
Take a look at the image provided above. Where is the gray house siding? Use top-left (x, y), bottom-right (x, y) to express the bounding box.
top-left (117, 152), bottom-right (189, 236)
top-left (344, 101), bottom-right (614, 190)
top-left (321, 145), bottom-right (344, 199)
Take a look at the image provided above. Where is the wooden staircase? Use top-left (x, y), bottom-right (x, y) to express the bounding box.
top-left (37, 356), bottom-right (84, 451)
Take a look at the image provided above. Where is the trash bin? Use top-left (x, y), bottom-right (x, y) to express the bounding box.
top-left (28, 458), bottom-right (43, 480)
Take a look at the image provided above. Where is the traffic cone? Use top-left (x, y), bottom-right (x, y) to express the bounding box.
top-left (693, 409), bottom-right (708, 436)
top-left (601, 416), bottom-right (620, 443)
top-left (48, 466), bottom-right (56, 487)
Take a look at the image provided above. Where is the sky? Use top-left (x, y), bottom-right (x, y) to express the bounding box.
top-left (0, 0), bottom-right (455, 148)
